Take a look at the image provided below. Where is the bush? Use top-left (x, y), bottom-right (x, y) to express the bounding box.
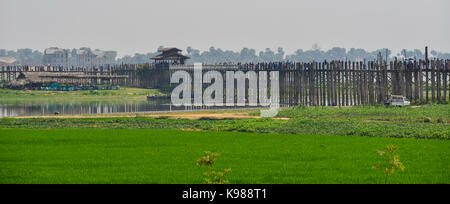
top-left (196, 151), bottom-right (232, 184)
top-left (373, 145), bottom-right (405, 184)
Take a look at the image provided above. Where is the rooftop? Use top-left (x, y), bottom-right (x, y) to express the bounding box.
top-left (151, 47), bottom-right (190, 61)
top-left (0, 57), bottom-right (17, 65)
top-left (158, 48), bottom-right (182, 52)
top-left (44, 47), bottom-right (68, 55)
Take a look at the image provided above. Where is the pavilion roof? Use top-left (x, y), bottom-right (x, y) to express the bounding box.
top-left (151, 48), bottom-right (190, 60)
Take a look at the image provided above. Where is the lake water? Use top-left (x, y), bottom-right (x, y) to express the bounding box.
top-left (0, 98), bottom-right (262, 117)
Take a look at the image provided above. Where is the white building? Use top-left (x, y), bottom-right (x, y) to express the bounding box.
top-left (43, 47), bottom-right (70, 67)
top-left (73, 49), bottom-right (111, 68)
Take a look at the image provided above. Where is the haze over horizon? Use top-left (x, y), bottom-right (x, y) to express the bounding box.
top-left (1, 0), bottom-right (449, 57)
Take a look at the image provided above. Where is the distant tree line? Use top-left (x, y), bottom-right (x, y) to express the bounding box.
top-left (0, 48), bottom-right (117, 66)
top-left (184, 46), bottom-right (450, 64)
top-left (1, 46), bottom-right (450, 66)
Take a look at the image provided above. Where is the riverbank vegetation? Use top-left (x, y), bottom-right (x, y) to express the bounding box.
top-left (1, 105), bottom-right (449, 139)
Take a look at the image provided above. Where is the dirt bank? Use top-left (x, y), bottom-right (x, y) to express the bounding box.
top-left (10, 109), bottom-right (291, 120)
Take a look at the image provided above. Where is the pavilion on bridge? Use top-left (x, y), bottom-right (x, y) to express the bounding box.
top-left (151, 48), bottom-right (190, 67)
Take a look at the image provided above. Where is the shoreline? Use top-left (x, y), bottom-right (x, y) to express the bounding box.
top-left (2, 108), bottom-right (267, 120)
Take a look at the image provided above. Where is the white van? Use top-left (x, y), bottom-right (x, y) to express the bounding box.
top-left (387, 95), bottom-right (411, 107)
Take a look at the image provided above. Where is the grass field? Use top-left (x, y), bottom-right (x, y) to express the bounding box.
top-left (0, 129), bottom-right (448, 184)
top-left (0, 104), bottom-right (448, 184)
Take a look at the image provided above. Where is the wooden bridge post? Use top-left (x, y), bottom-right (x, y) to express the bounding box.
top-left (414, 60), bottom-right (419, 102)
top-left (381, 59), bottom-right (386, 102)
top-left (338, 61), bottom-right (343, 106)
top-left (345, 61), bottom-right (350, 106)
top-left (351, 62), bottom-right (356, 105)
top-left (391, 61), bottom-right (397, 95)
top-left (325, 62), bottom-right (331, 106)
top-left (7, 67), bottom-right (10, 82)
top-left (291, 64), bottom-right (295, 106)
top-left (400, 61), bottom-right (406, 97)
top-left (393, 61), bottom-right (398, 95)
top-left (399, 61), bottom-right (404, 96)
top-left (336, 61), bottom-right (341, 107)
top-left (340, 61), bottom-right (344, 106)
top-left (404, 61), bottom-right (408, 99)
top-left (431, 60), bottom-right (436, 103)
top-left (298, 63), bottom-right (302, 105)
top-left (444, 60), bottom-right (449, 103)
top-left (313, 62), bottom-right (316, 106)
top-left (368, 61), bottom-right (375, 104)
top-left (406, 61), bottom-right (412, 100)
top-left (364, 61), bottom-right (368, 104)
top-left (316, 62), bottom-right (321, 106)
top-left (342, 61), bottom-right (347, 106)
top-left (285, 64), bottom-right (290, 106)
top-left (313, 62), bottom-right (318, 106)
top-left (333, 62), bottom-right (338, 106)
top-left (294, 63), bottom-right (299, 105)
top-left (426, 59), bottom-right (430, 103)
top-left (364, 61), bottom-right (369, 105)
top-left (419, 60), bottom-right (424, 103)
top-left (279, 66), bottom-right (285, 106)
top-left (315, 62), bottom-right (320, 106)
top-left (358, 61), bottom-right (363, 105)
top-left (375, 61), bottom-right (381, 103)
top-left (310, 63), bottom-right (314, 106)
top-left (301, 63), bottom-right (306, 105)
top-left (285, 64), bottom-right (289, 106)
top-left (296, 63), bottom-right (300, 105)
top-left (360, 61), bottom-right (365, 105)
top-left (409, 62), bottom-right (413, 100)
top-left (326, 62), bottom-right (331, 106)
top-left (437, 60), bottom-right (442, 103)
top-left (322, 62), bottom-right (327, 106)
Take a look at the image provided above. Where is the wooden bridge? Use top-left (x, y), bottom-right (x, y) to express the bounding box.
top-left (1, 58), bottom-right (449, 105)
top-left (165, 59), bottom-right (449, 105)
top-left (1, 66), bottom-right (134, 87)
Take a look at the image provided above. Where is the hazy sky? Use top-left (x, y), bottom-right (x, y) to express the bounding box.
top-left (1, 0), bottom-right (449, 57)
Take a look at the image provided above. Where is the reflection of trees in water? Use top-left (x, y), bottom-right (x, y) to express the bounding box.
top-left (0, 106), bottom-right (19, 117)
top-left (1, 98), bottom-right (257, 117)
top-left (0, 99), bottom-right (173, 117)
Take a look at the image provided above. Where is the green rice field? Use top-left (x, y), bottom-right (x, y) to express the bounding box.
top-left (0, 104), bottom-right (448, 184)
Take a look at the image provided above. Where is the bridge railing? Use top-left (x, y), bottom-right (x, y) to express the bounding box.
top-left (169, 64), bottom-right (239, 70)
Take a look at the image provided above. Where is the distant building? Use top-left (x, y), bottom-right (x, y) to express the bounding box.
top-left (151, 48), bottom-right (190, 66)
top-left (74, 49), bottom-right (94, 67)
top-left (91, 50), bottom-right (109, 66)
top-left (0, 57), bottom-right (16, 66)
top-left (72, 49), bottom-right (111, 68)
top-left (43, 47), bottom-right (70, 67)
